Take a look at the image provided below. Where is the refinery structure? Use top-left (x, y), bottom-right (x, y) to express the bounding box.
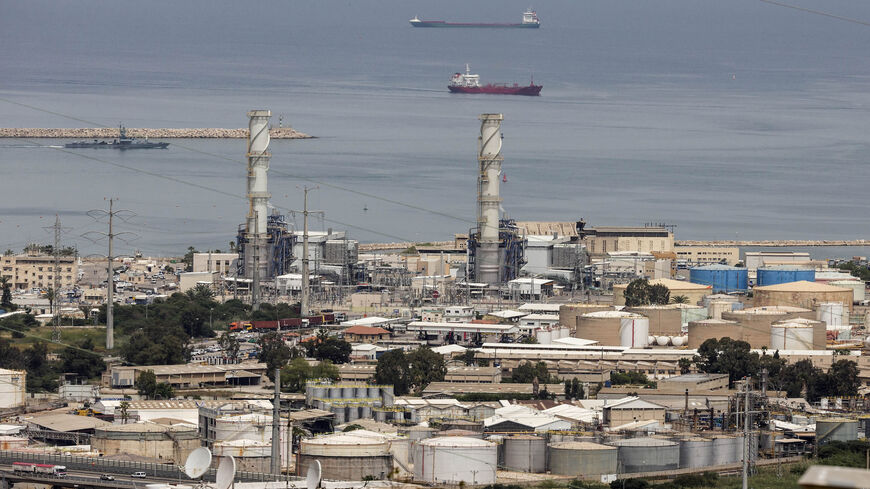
top-left (4, 108), bottom-right (870, 489)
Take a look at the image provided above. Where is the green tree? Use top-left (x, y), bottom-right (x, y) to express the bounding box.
top-left (827, 359), bottom-right (860, 398)
top-left (0, 276), bottom-right (14, 311)
top-left (512, 361), bottom-right (552, 383)
top-left (458, 349), bottom-right (477, 366)
top-left (694, 337), bottom-right (760, 387)
top-left (678, 357), bottom-right (692, 375)
top-left (407, 347), bottom-right (447, 392)
top-left (671, 295), bottom-right (689, 304)
top-left (59, 337), bottom-right (105, 379)
top-left (623, 279), bottom-right (671, 307)
top-left (281, 358), bottom-right (339, 393)
top-left (135, 370), bottom-right (175, 399)
top-left (25, 341), bottom-right (59, 392)
top-left (121, 325), bottom-right (189, 365)
top-left (218, 332), bottom-right (241, 363)
top-left (258, 332), bottom-right (292, 378)
top-left (374, 349), bottom-right (411, 395)
top-left (182, 246), bottom-right (198, 272)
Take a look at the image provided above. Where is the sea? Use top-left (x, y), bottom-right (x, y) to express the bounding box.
top-left (1, 0), bottom-right (870, 258)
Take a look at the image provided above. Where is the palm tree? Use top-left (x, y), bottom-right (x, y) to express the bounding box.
top-left (671, 295), bottom-right (689, 304)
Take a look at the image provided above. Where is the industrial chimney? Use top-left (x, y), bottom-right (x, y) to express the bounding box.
top-left (245, 110), bottom-right (271, 282)
top-left (475, 113), bottom-right (503, 285)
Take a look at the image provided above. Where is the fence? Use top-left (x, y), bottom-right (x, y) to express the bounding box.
top-left (0, 450), bottom-right (299, 482)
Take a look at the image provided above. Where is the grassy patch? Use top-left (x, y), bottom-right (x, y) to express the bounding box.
top-left (1, 326), bottom-right (107, 352)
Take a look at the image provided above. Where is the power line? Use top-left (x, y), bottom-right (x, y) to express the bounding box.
top-left (759, 0), bottom-right (870, 28)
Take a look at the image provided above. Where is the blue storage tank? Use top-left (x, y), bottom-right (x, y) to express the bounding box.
top-left (756, 266), bottom-right (815, 287)
top-left (690, 265), bottom-right (748, 293)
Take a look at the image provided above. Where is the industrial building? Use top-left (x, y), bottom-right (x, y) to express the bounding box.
top-left (675, 246), bottom-right (740, 266)
top-left (0, 369), bottom-right (26, 409)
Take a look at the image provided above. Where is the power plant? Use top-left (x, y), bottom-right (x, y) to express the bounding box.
top-left (467, 113), bottom-right (525, 286)
top-left (235, 110), bottom-right (294, 281)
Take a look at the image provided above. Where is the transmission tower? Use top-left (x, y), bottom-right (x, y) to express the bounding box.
top-left (84, 199), bottom-right (137, 350)
top-left (42, 215), bottom-right (71, 342)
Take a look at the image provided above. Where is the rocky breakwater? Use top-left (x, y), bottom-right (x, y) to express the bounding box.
top-left (0, 127), bottom-right (311, 139)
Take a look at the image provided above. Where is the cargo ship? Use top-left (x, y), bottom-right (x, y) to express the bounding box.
top-left (448, 65), bottom-right (542, 96)
top-left (64, 125), bottom-right (169, 150)
top-left (410, 9), bottom-right (540, 28)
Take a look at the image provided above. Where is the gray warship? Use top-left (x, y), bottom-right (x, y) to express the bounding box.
top-left (64, 125), bottom-right (169, 149)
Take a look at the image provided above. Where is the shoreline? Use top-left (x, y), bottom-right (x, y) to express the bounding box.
top-left (0, 127), bottom-right (312, 139)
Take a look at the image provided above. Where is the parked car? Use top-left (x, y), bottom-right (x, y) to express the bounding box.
top-left (100, 474), bottom-right (115, 481)
top-left (131, 472), bottom-right (147, 479)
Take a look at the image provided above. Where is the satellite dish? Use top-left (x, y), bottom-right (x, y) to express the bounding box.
top-left (183, 447), bottom-right (213, 479)
top-left (215, 456), bottom-right (237, 489)
top-left (305, 460), bottom-right (321, 489)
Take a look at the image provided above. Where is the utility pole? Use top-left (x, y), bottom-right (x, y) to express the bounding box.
top-left (51, 215), bottom-right (62, 341)
top-left (271, 367), bottom-right (282, 475)
top-left (742, 380), bottom-right (750, 489)
top-left (300, 186), bottom-right (320, 317)
top-left (84, 198), bottom-right (136, 351)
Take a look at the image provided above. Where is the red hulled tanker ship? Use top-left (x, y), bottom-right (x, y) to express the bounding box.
top-left (448, 65), bottom-right (542, 96)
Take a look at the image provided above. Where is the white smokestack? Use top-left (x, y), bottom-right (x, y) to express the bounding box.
top-left (476, 113), bottom-right (503, 285)
top-left (247, 110), bottom-right (271, 236)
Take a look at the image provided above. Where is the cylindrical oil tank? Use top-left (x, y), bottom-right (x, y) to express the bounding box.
top-left (690, 265), bottom-right (748, 293)
top-left (299, 432), bottom-right (392, 480)
top-left (368, 386), bottom-right (380, 398)
top-left (374, 409), bottom-right (386, 423)
top-left (356, 386), bottom-right (368, 398)
top-left (346, 406), bottom-right (359, 422)
top-left (536, 328), bottom-right (552, 345)
top-left (830, 280), bottom-right (865, 304)
top-left (329, 386), bottom-right (342, 399)
top-left (619, 316), bottom-right (650, 348)
top-left (361, 406), bottom-right (372, 419)
top-left (313, 386), bottom-right (327, 399)
top-left (403, 426), bottom-right (436, 464)
top-left (607, 438), bottom-right (679, 473)
top-left (674, 304), bottom-right (708, 326)
top-left (817, 302), bottom-right (846, 327)
top-left (722, 309), bottom-right (790, 349)
top-left (548, 442), bottom-right (617, 476)
top-left (342, 386), bottom-right (355, 398)
top-left (671, 335), bottom-right (686, 347)
top-left (734, 434), bottom-right (745, 463)
top-left (577, 311), bottom-right (645, 346)
top-left (709, 301), bottom-right (733, 320)
top-left (816, 418), bottom-right (859, 445)
top-left (859, 416), bottom-right (870, 436)
top-left (757, 266), bottom-right (815, 286)
top-left (560, 326), bottom-right (570, 339)
top-left (381, 386), bottom-right (395, 406)
top-left (414, 437), bottom-right (497, 485)
top-left (503, 435), bottom-right (547, 473)
top-left (710, 435), bottom-right (738, 465)
top-left (627, 305), bottom-right (682, 336)
top-left (559, 304), bottom-right (613, 332)
top-left (332, 405), bottom-right (346, 424)
top-left (687, 319), bottom-right (739, 348)
top-left (770, 322), bottom-right (814, 350)
top-left (703, 294), bottom-right (739, 308)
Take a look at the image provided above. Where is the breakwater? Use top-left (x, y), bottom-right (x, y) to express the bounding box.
top-left (0, 127), bottom-right (311, 139)
top-left (676, 240), bottom-right (869, 247)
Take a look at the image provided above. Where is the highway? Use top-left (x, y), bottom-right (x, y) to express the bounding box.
top-left (1, 468), bottom-right (199, 488)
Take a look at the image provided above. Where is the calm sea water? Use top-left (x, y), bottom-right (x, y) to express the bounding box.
top-left (2, 0), bottom-right (870, 256)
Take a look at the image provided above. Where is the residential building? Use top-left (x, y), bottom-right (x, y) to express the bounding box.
top-left (192, 252), bottom-right (238, 275)
top-left (343, 325), bottom-right (391, 343)
top-left (675, 246), bottom-right (740, 266)
top-left (0, 250), bottom-right (78, 291)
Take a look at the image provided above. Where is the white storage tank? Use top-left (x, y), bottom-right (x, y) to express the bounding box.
top-left (817, 302), bottom-right (846, 327)
top-left (770, 322), bottom-right (814, 351)
top-left (710, 435), bottom-right (739, 465)
top-left (607, 437), bottom-right (679, 473)
top-left (816, 418), bottom-right (859, 445)
top-left (703, 294), bottom-right (739, 308)
top-left (414, 437), bottom-right (497, 485)
top-left (655, 336), bottom-right (670, 346)
top-left (679, 437), bottom-right (714, 468)
top-left (299, 431), bottom-right (393, 481)
top-left (619, 316), bottom-right (650, 348)
top-left (830, 280), bottom-right (866, 304)
top-left (536, 328), bottom-right (553, 345)
top-left (708, 301), bottom-right (733, 320)
top-left (503, 435), bottom-right (547, 473)
top-left (548, 441), bottom-right (618, 476)
top-left (671, 335), bottom-right (686, 347)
